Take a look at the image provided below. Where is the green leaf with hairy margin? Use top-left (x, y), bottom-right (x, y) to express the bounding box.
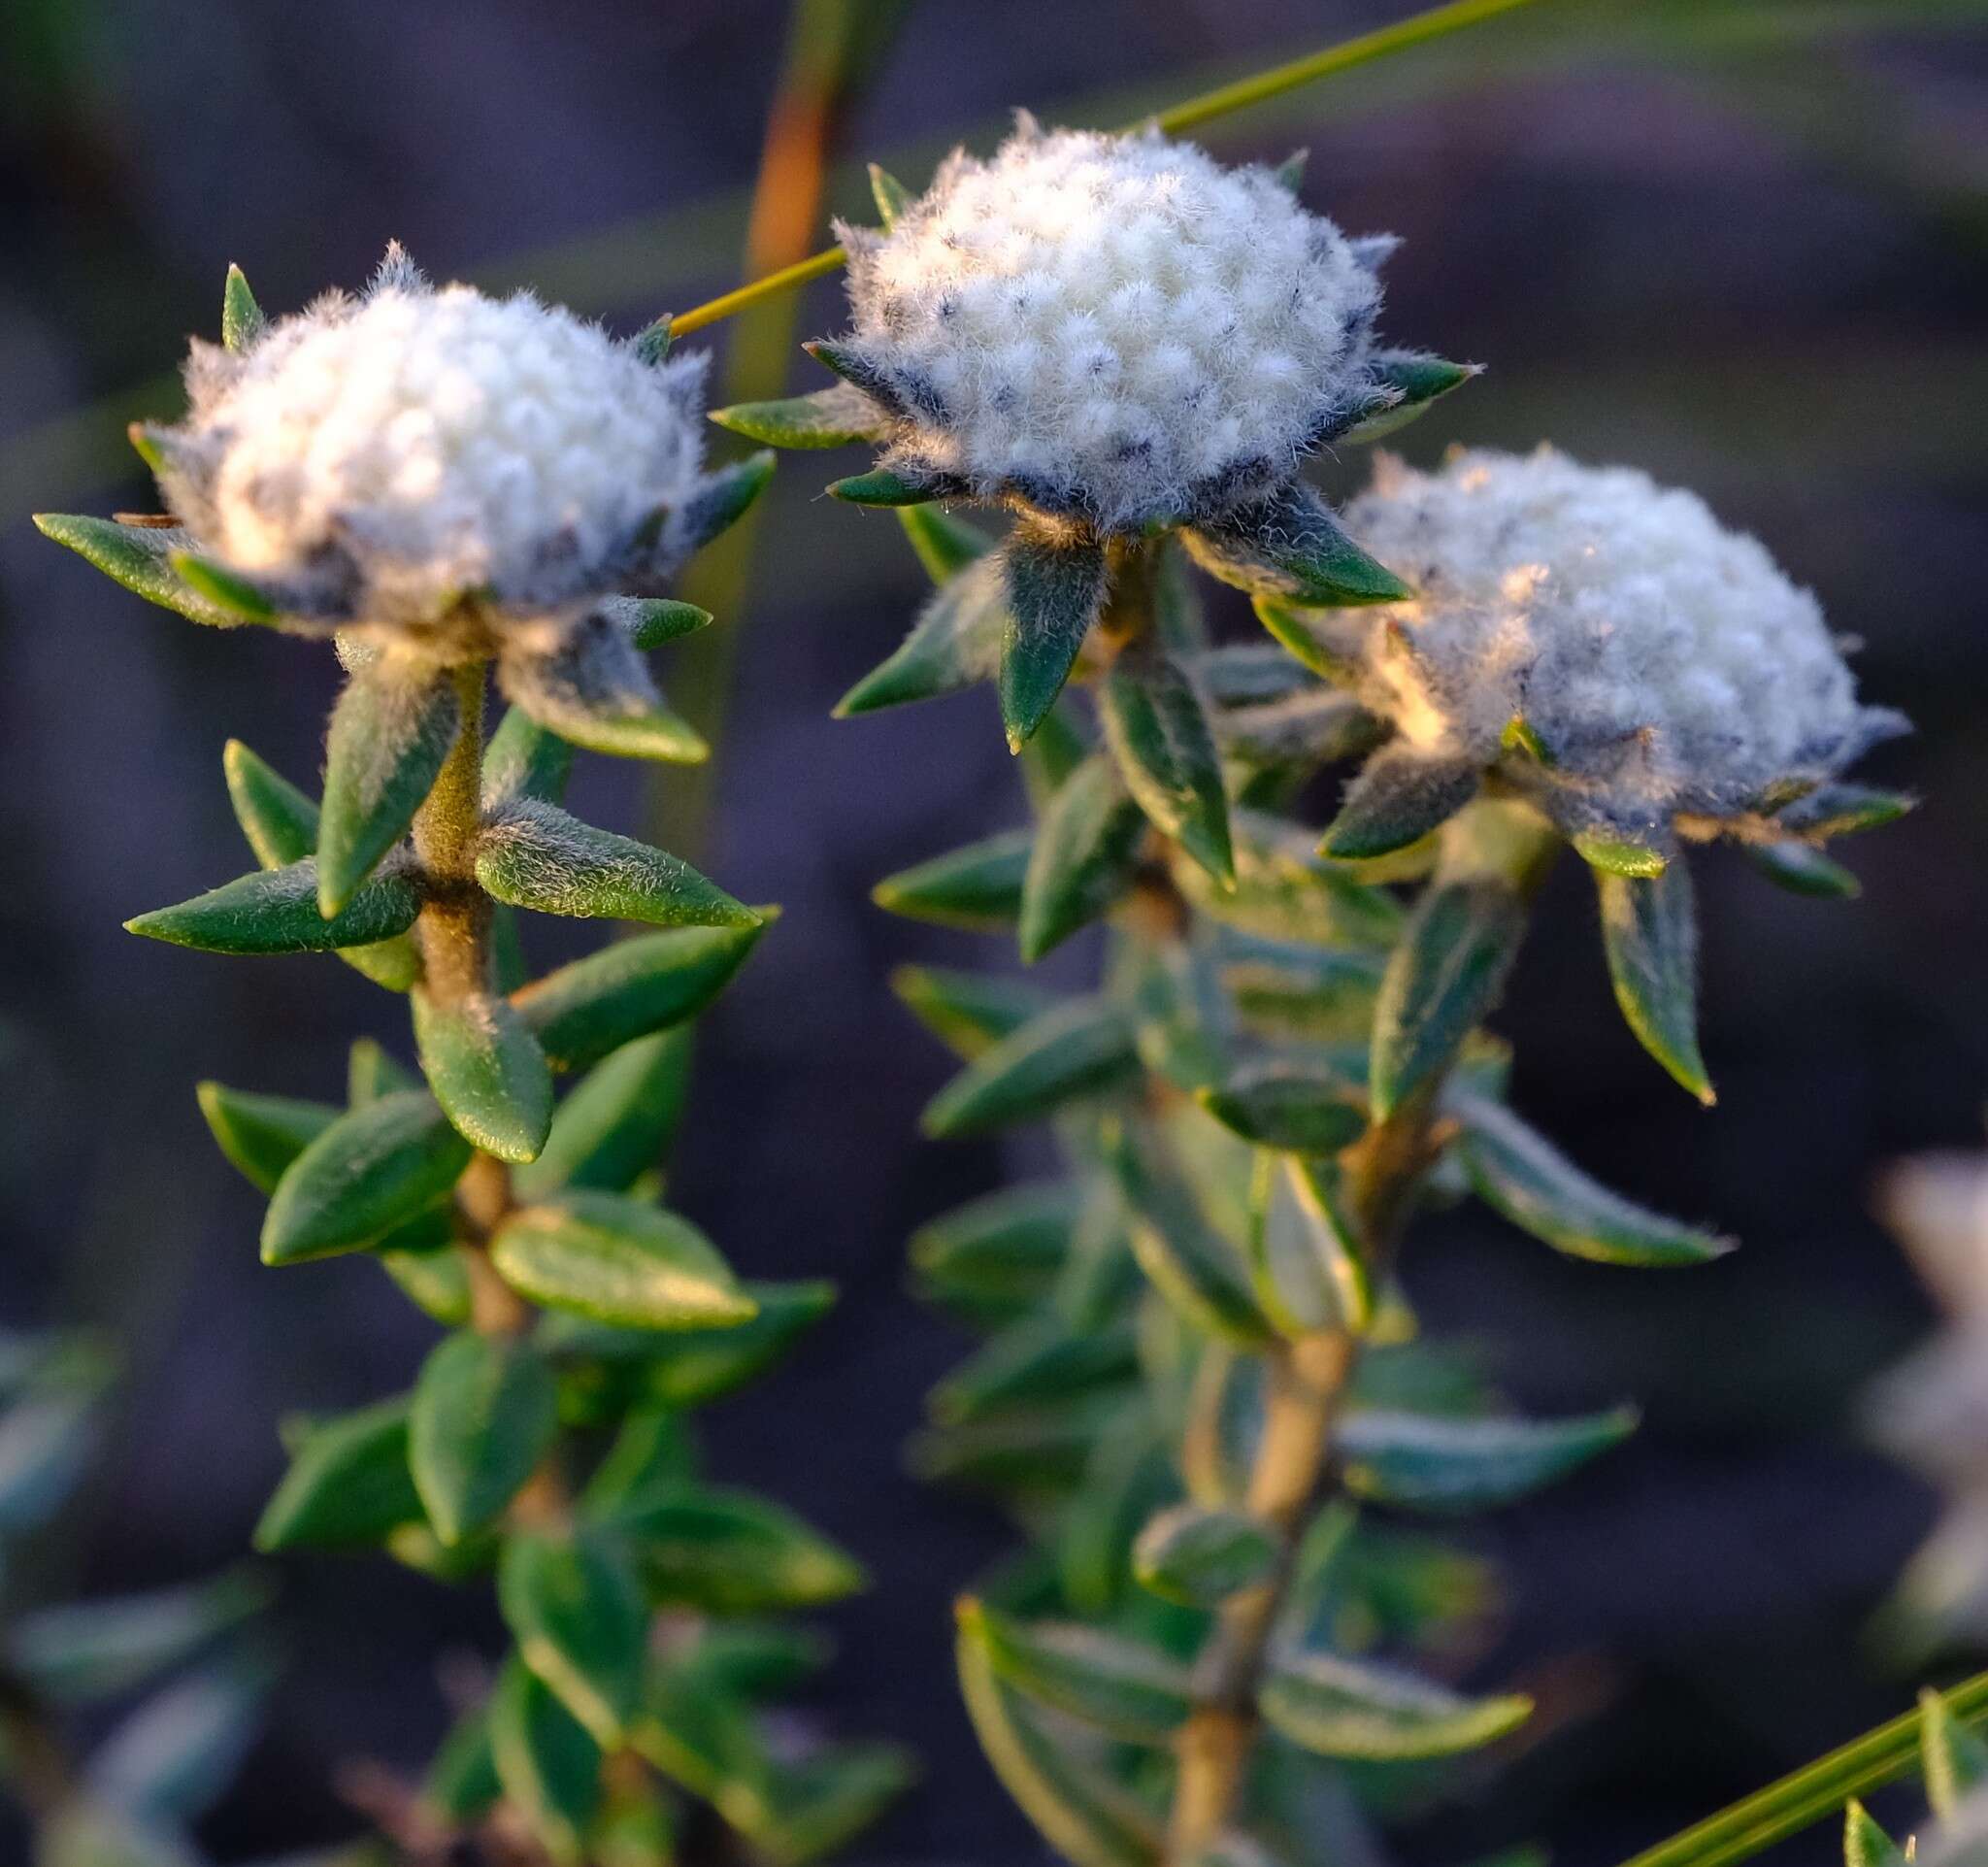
top-left (1108, 1119), bottom-right (1270, 1344)
top-left (1244, 1150), bottom-right (1374, 1337)
top-left (1258, 1649), bottom-right (1530, 1759)
top-left (1020, 755), bottom-right (1146, 962)
top-left (1133, 1502), bottom-right (1276, 1608)
top-left (253, 1396), bottom-right (423, 1550)
top-left (1338, 1405), bottom-right (1639, 1512)
top-left (1778, 782), bottom-right (1913, 840)
top-left (604, 1485), bottom-right (865, 1612)
top-left (892, 964), bottom-right (1055, 1060)
top-left (1340, 351), bottom-right (1481, 444)
top-left (968, 1599), bottom-right (1190, 1744)
top-left (1370, 880), bottom-right (1525, 1121)
top-left (875, 828), bottom-right (1033, 931)
top-left (33, 514), bottom-right (245, 628)
top-left (1922, 1685), bottom-right (1988, 1818)
top-left (836, 552), bottom-right (1010, 717)
top-left (220, 263), bottom-right (264, 350)
top-left (1454, 1097), bottom-right (1733, 1267)
top-left (680, 450), bottom-right (775, 550)
top-left (195, 1083), bottom-right (336, 1193)
top-left (955, 1601), bottom-right (1163, 1867)
top-left (317, 657), bottom-right (459, 915)
top-left (1101, 643), bottom-right (1232, 883)
top-left (501, 617), bottom-right (708, 765)
top-left (1843, 1800), bottom-right (1905, 1867)
top-left (1597, 862), bottom-right (1713, 1104)
top-left (898, 503), bottom-right (996, 583)
top-left (260, 1091), bottom-right (470, 1265)
top-left (499, 1525), bottom-right (646, 1747)
top-left (613, 594), bottom-right (712, 650)
top-left (711, 381), bottom-right (888, 449)
top-left (1001, 525), bottom-right (1109, 751)
top-left (512, 921), bottom-right (769, 1073)
top-left (409, 1332), bottom-right (560, 1544)
top-left (923, 999), bottom-right (1140, 1137)
top-left (126, 859), bottom-right (421, 955)
top-left (515, 1029), bottom-right (690, 1196)
top-left (869, 161), bottom-right (913, 226)
top-left (1182, 483), bottom-right (1410, 607)
top-left (1318, 748), bottom-right (1477, 861)
top-left (482, 707), bottom-right (576, 810)
top-left (1182, 810), bottom-right (1402, 950)
top-left (1742, 839), bottom-right (1860, 898)
top-left (477, 799), bottom-right (757, 929)
top-left (489, 1654), bottom-right (600, 1866)
top-left (1198, 1065), bottom-right (1366, 1155)
top-left (413, 988), bottom-right (553, 1164)
top-left (492, 1191), bottom-right (754, 1329)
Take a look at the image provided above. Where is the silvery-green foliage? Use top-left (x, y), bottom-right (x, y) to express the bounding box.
top-left (0, 1331), bottom-right (275, 1867)
top-left (35, 268), bottom-right (906, 1867)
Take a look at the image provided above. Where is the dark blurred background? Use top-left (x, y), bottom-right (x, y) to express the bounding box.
top-left (4, 0), bottom-right (1987, 1861)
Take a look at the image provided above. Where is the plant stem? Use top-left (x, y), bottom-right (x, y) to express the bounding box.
top-left (1614, 1670), bottom-right (1988, 1867)
top-left (412, 663), bottom-right (530, 1342)
top-left (664, 0), bottom-right (1547, 339)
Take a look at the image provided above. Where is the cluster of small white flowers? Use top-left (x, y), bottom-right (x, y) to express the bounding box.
top-left (1340, 447), bottom-right (1895, 832)
top-left (157, 248), bottom-right (709, 629)
top-left (835, 119), bottom-right (1385, 532)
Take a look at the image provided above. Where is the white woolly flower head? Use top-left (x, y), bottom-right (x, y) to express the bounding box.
top-left (148, 246), bottom-right (712, 649)
top-left (828, 117), bottom-right (1392, 533)
top-left (1334, 447), bottom-right (1905, 845)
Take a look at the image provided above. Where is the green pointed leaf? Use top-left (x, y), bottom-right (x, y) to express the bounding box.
top-left (1742, 839), bottom-right (1860, 898)
top-left (9, 1572), bottom-right (269, 1707)
top-left (126, 859), bottom-right (420, 955)
top-left (1182, 810), bottom-right (1403, 950)
top-left (928, 1315), bottom-right (1138, 1426)
top-left (955, 1600), bottom-right (1164, 1867)
top-left (754, 1742), bottom-right (917, 1867)
top-left (891, 963), bottom-right (1055, 1060)
top-left (1182, 483), bottom-right (1410, 608)
top-left (491, 1190), bottom-right (754, 1329)
top-left (634, 316), bottom-right (672, 365)
top-left (1370, 879), bottom-right (1525, 1121)
top-left (87, 1653), bottom-right (273, 1823)
top-left (544, 1279), bottom-right (834, 1409)
top-left (1001, 527), bottom-right (1109, 751)
top-left (613, 594), bottom-right (713, 650)
top-left (483, 707), bottom-right (576, 810)
top-left (1132, 1502), bottom-right (1276, 1608)
top-left (681, 449), bottom-right (776, 549)
top-left (1108, 1119), bottom-right (1271, 1344)
top-left (253, 1396), bottom-right (423, 1550)
top-left (685, 1621), bottom-right (833, 1701)
top-left (1273, 147), bottom-right (1309, 192)
top-left (220, 263), bottom-right (264, 350)
top-left (413, 987), bottom-right (554, 1163)
top-left (1258, 1649), bottom-right (1530, 1759)
top-left (630, 1666), bottom-right (772, 1834)
top-left (219, 741), bottom-right (420, 988)
top-left (499, 1525), bottom-right (646, 1748)
top-left (835, 552), bottom-right (1009, 717)
top-left (711, 382), bottom-right (888, 450)
top-left (318, 658), bottom-right (460, 914)
top-left (828, 466), bottom-right (937, 506)
top-left (1198, 1065), bottom-right (1366, 1155)
top-left (488, 1654), bottom-right (601, 1867)
top-left (1922, 1686), bottom-right (1988, 1818)
top-left (1319, 749), bottom-right (1478, 861)
top-left (1572, 831), bottom-right (1669, 879)
top-left (502, 614), bottom-right (707, 764)
top-left (477, 799), bottom-right (758, 929)
top-left (911, 1182), bottom-right (1078, 1320)
top-left (869, 161), bottom-right (913, 226)
top-left (409, 1332), bottom-right (559, 1543)
top-left (1020, 754), bottom-right (1147, 962)
top-left (1598, 863), bottom-right (1713, 1104)
top-left (516, 1029), bottom-right (690, 1197)
top-left (1340, 351), bottom-right (1481, 445)
top-left (604, 1484), bottom-right (865, 1611)
top-left (260, 1090), bottom-right (470, 1265)
top-left (1843, 1801), bottom-right (1904, 1867)
top-left (1251, 596), bottom-right (1366, 684)
top-left (1455, 1097), bottom-right (1733, 1267)
top-left (1778, 782), bottom-right (1914, 840)
top-left (1220, 936), bottom-right (1385, 1043)
top-left (195, 1082), bottom-right (336, 1194)
top-left (512, 920), bottom-right (769, 1073)
top-left (1338, 1405), bottom-right (1638, 1512)
top-left (33, 513), bottom-right (244, 628)
top-left (875, 828), bottom-right (1033, 931)
top-left (377, 1230), bottom-right (473, 1327)
top-left (1244, 1150), bottom-right (1374, 1337)
top-left (968, 1599), bottom-right (1190, 1745)
top-left (1101, 643), bottom-right (1232, 883)
top-left (168, 550), bottom-right (282, 621)
top-left (898, 502), bottom-right (996, 583)
top-left (922, 998), bottom-right (1140, 1137)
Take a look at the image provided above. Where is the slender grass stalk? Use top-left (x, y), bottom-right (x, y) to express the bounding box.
top-left (1615, 1670), bottom-right (1988, 1867)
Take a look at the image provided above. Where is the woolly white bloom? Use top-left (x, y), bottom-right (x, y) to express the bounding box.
top-left (831, 118), bottom-right (1390, 532)
top-left (1336, 447), bottom-right (1903, 841)
top-left (151, 247), bottom-right (711, 643)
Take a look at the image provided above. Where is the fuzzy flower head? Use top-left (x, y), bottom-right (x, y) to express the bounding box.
top-left (1318, 447), bottom-right (1906, 857)
top-left (820, 118), bottom-right (1398, 533)
top-left (137, 246), bottom-right (731, 655)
